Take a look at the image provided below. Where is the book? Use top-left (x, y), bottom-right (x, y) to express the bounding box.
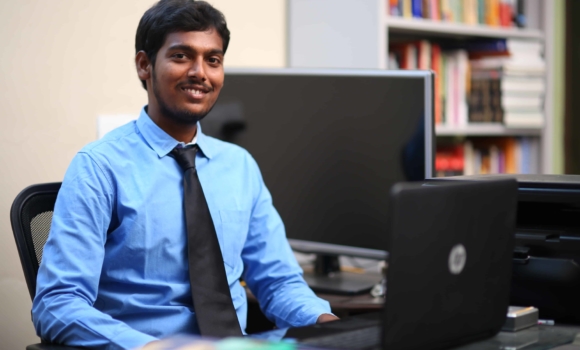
top-left (389, 0), bottom-right (401, 16)
top-left (431, 44), bottom-right (443, 124)
top-left (501, 76), bottom-right (545, 95)
top-left (429, 0), bottom-right (440, 20)
top-left (412, 0), bottom-right (423, 18)
top-left (477, 0), bottom-right (486, 24)
top-left (390, 38), bottom-right (545, 128)
top-left (499, 0), bottom-right (514, 27)
top-left (502, 95), bottom-right (543, 111)
top-left (463, 0), bottom-right (479, 25)
top-left (417, 40), bottom-right (431, 69)
top-left (440, 0), bottom-right (453, 21)
top-left (504, 111), bottom-right (544, 128)
top-left (468, 75), bottom-right (503, 123)
top-left (467, 38), bottom-right (508, 52)
top-left (389, 0), bottom-right (522, 27)
top-left (402, 0), bottom-right (412, 18)
top-left (435, 144), bottom-right (464, 177)
top-left (436, 137), bottom-right (540, 176)
top-left (390, 42), bottom-right (418, 69)
top-left (470, 57), bottom-right (545, 74)
top-left (486, 0), bottom-right (501, 26)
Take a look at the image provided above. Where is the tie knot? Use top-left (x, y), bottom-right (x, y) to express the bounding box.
top-left (171, 145), bottom-right (198, 170)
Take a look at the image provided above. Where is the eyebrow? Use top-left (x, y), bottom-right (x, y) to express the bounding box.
top-left (167, 44), bottom-right (224, 56)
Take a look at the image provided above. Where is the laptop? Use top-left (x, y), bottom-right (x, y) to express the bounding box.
top-left (252, 179), bottom-right (518, 350)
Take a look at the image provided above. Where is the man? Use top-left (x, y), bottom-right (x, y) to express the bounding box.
top-left (32, 1), bottom-right (336, 349)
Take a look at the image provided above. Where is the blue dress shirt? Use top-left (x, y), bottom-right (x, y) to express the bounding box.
top-left (32, 107), bottom-right (331, 350)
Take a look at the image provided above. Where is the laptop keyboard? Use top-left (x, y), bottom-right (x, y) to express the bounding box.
top-left (301, 326), bottom-right (381, 349)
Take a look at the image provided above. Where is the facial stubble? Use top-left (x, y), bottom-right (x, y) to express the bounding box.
top-left (151, 68), bottom-right (216, 125)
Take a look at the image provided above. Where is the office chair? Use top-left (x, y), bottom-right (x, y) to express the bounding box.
top-left (10, 182), bottom-right (84, 350)
top-left (10, 182), bottom-right (270, 348)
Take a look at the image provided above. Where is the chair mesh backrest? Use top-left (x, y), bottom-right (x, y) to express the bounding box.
top-left (29, 211), bottom-right (54, 264)
top-left (21, 193), bottom-right (58, 266)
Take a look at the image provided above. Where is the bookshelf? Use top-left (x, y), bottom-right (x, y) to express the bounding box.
top-left (436, 124), bottom-right (542, 137)
top-left (288, 0), bottom-right (555, 175)
top-left (386, 16), bottom-right (543, 40)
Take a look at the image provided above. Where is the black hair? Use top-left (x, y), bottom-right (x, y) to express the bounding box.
top-left (135, 0), bottom-right (230, 90)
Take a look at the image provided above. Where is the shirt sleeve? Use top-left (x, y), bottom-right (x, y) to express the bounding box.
top-left (241, 155), bottom-right (331, 329)
top-left (32, 152), bottom-right (157, 350)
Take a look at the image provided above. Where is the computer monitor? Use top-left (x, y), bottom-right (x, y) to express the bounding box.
top-left (202, 68), bottom-right (434, 294)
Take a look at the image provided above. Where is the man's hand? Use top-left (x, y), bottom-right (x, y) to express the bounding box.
top-left (317, 313), bottom-right (340, 323)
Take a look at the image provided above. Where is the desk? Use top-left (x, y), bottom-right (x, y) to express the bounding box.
top-left (245, 288), bottom-right (580, 349)
top-left (144, 324), bottom-right (580, 349)
top-left (452, 324), bottom-right (580, 350)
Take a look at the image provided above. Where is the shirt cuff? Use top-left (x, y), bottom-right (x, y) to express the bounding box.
top-left (299, 302), bottom-right (333, 327)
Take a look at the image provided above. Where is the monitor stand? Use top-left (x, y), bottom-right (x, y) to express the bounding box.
top-left (302, 255), bottom-right (382, 296)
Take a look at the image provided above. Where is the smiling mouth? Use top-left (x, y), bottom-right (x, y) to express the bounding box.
top-left (181, 86), bottom-right (210, 97)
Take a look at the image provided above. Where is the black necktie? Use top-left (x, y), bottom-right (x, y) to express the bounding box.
top-left (171, 145), bottom-right (243, 337)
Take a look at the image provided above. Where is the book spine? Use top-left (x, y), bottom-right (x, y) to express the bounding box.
top-left (430, 0), bottom-right (440, 20)
top-left (432, 44), bottom-right (442, 124)
top-left (440, 0), bottom-right (452, 21)
top-left (390, 0), bottom-right (401, 16)
top-left (486, 0), bottom-right (500, 26)
top-left (477, 0), bottom-right (486, 24)
top-left (499, 0), bottom-right (513, 27)
top-left (422, 0), bottom-right (430, 18)
top-left (412, 0), bottom-right (423, 18)
top-left (464, 0), bottom-right (478, 25)
top-left (403, 0), bottom-right (413, 17)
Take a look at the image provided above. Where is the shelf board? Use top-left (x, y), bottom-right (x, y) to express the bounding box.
top-left (436, 124), bottom-right (543, 136)
top-left (385, 16), bottom-right (544, 40)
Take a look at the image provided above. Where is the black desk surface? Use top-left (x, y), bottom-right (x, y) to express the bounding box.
top-left (452, 324), bottom-right (580, 350)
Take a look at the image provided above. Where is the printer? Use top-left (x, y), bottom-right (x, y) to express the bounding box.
top-left (438, 174), bottom-right (580, 324)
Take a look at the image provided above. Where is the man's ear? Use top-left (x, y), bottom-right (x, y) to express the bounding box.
top-left (136, 51), bottom-right (152, 81)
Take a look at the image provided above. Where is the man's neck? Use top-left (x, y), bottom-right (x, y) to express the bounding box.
top-left (146, 106), bottom-right (198, 143)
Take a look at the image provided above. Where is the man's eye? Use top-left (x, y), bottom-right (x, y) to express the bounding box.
top-left (209, 57), bottom-right (221, 64)
top-left (173, 53), bottom-right (186, 59)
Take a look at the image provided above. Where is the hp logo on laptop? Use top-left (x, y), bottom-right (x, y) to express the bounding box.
top-left (448, 244), bottom-right (467, 275)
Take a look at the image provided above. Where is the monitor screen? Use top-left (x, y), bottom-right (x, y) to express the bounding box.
top-left (202, 68), bottom-right (434, 261)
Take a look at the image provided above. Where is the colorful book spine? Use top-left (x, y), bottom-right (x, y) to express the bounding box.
top-left (440, 0), bottom-right (453, 21)
top-left (389, 0), bottom-right (401, 16)
top-left (486, 0), bottom-right (500, 26)
top-left (412, 0), bottom-right (423, 18)
top-left (499, 0), bottom-right (514, 27)
top-left (432, 44), bottom-right (443, 124)
top-left (430, 0), bottom-right (440, 20)
top-left (477, 0), bottom-right (486, 24)
top-left (402, 0), bottom-right (413, 18)
top-left (463, 0), bottom-right (478, 25)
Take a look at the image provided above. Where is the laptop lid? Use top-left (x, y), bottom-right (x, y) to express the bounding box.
top-left (383, 179), bottom-right (517, 350)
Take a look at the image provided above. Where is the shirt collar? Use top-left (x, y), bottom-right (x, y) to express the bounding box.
top-left (136, 106), bottom-right (214, 159)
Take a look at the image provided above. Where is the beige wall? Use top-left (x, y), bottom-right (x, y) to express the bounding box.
top-left (0, 1), bottom-right (286, 348)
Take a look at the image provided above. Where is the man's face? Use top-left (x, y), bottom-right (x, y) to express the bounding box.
top-left (149, 30), bottom-right (225, 125)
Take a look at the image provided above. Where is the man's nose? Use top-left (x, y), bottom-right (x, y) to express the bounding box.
top-left (188, 59), bottom-right (206, 81)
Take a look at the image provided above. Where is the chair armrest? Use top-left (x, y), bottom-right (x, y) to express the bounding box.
top-left (27, 343), bottom-right (86, 350)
